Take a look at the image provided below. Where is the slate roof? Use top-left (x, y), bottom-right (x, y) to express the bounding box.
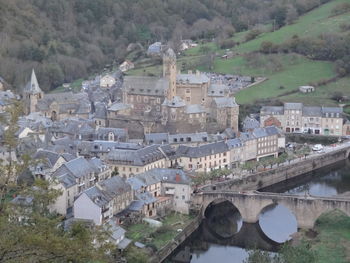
top-left (53, 157), bottom-right (96, 179)
top-left (226, 138), bottom-right (243, 149)
top-left (94, 102), bottom-right (107, 119)
top-left (264, 126), bottom-right (281, 136)
top-left (144, 133), bottom-right (169, 144)
top-left (84, 186), bottom-right (111, 207)
top-left (98, 176), bottom-right (131, 196)
top-left (284, 102), bottom-right (303, 110)
top-left (168, 132), bottom-right (208, 144)
top-left (107, 145), bottom-right (167, 166)
top-left (242, 116), bottom-right (260, 131)
top-left (302, 106), bottom-right (322, 117)
top-left (176, 141), bottom-right (228, 158)
top-left (207, 84), bottom-right (229, 97)
top-left (213, 97), bottom-right (238, 108)
top-left (135, 191), bottom-right (157, 205)
top-left (177, 74), bottom-right (209, 84)
top-left (162, 96), bottom-right (186, 108)
top-left (108, 102), bottom-right (131, 112)
top-left (83, 175), bottom-right (130, 208)
top-left (123, 76), bottom-right (168, 96)
top-left (36, 92), bottom-right (91, 115)
top-left (322, 107), bottom-right (342, 117)
top-left (260, 106), bottom-right (284, 115)
top-left (0, 90), bottom-right (17, 106)
top-left (96, 127), bottom-right (128, 141)
top-left (57, 173), bottom-right (76, 188)
top-left (140, 168), bottom-right (190, 185)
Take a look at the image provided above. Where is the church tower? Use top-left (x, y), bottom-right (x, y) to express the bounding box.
top-left (163, 48), bottom-right (177, 100)
top-left (23, 69), bottom-right (43, 115)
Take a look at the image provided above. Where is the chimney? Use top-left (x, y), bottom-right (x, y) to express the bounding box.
top-left (175, 173), bottom-right (181, 183)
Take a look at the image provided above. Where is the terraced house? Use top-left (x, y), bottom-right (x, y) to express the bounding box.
top-left (106, 144), bottom-right (174, 178)
top-left (260, 103), bottom-right (344, 136)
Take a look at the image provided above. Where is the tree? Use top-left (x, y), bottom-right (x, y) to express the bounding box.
top-left (0, 180), bottom-right (116, 263)
top-left (0, 102), bottom-right (116, 262)
top-left (0, 100), bottom-right (25, 212)
top-left (244, 241), bottom-right (318, 263)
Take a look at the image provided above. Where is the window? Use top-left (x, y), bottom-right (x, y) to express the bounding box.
top-left (182, 195), bottom-right (185, 200)
top-left (186, 89), bottom-right (190, 93)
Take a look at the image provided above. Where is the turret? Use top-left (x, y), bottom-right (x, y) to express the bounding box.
top-left (163, 48), bottom-right (177, 100)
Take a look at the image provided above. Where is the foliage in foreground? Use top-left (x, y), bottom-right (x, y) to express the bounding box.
top-left (0, 180), bottom-right (116, 263)
top-left (244, 241), bottom-right (318, 263)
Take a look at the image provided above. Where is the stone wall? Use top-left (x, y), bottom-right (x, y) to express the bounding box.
top-left (151, 212), bottom-right (202, 263)
top-left (202, 148), bottom-right (349, 192)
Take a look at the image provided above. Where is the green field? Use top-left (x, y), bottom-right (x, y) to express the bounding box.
top-left (233, 0), bottom-right (350, 54)
top-left (125, 0), bottom-right (349, 107)
top-left (125, 212), bottom-right (194, 250)
top-left (312, 211), bottom-right (350, 263)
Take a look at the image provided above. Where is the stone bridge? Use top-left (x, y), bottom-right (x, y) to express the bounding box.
top-left (201, 221), bottom-right (281, 251)
top-left (195, 191), bottom-right (350, 229)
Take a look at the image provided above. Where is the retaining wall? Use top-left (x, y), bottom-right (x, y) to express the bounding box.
top-left (202, 148), bottom-right (349, 192)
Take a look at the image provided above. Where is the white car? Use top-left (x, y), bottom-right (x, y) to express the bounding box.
top-left (312, 144), bottom-right (323, 151)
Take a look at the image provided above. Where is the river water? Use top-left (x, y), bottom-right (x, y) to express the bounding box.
top-left (169, 159), bottom-right (350, 263)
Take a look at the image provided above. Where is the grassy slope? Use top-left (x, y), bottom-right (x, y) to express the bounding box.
top-left (313, 211), bottom-right (350, 263)
top-left (191, 0), bottom-right (349, 105)
top-left (234, 0), bottom-right (350, 54)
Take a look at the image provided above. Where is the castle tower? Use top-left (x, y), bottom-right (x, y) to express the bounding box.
top-left (163, 48), bottom-right (177, 100)
top-left (23, 69), bottom-right (43, 115)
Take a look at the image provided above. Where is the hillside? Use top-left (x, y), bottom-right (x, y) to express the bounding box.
top-left (128, 0), bottom-right (350, 113)
top-left (0, 0), bottom-right (336, 91)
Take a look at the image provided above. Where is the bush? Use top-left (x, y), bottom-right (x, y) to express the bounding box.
top-left (260, 41), bottom-right (278, 54)
top-left (245, 29), bottom-right (261, 42)
top-left (219, 39), bottom-right (236, 49)
top-left (331, 3), bottom-right (350, 16)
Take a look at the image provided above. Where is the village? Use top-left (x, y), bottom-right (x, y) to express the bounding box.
top-left (1, 45), bottom-right (350, 259)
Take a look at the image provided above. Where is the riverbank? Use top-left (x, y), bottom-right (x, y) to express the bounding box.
top-left (201, 143), bottom-right (350, 192)
top-left (293, 211), bottom-right (350, 263)
top-left (122, 212), bottom-right (201, 263)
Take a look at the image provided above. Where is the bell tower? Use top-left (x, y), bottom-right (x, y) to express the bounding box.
top-left (163, 48), bottom-right (177, 100)
top-left (23, 69), bottom-right (43, 115)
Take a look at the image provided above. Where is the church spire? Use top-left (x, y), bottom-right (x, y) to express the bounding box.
top-left (25, 69), bottom-right (42, 94)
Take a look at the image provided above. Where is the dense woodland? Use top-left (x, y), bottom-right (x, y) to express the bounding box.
top-left (0, 0), bottom-right (332, 91)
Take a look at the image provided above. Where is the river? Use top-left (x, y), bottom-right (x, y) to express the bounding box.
top-left (168, 159), bottom-right (350, 263)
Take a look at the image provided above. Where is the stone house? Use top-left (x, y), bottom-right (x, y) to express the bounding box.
top-left (226, 138), bottom-right (244, 167)
top-left (100, 74), bottom-right (116, 88)
top-left (299, 86), bottom-right (315, 93)
top-left (106, 144), bottom-right (172, 178)
top-left (74, 176), bottom-right (132, 225)
top-left (119, 60), bottom-right (135, 72)
top-left (260, 103), bottom-right (344, 136)
top-left (253, 126), bottom-right (280, 160)
top-left (211, 97), bottom-right (239, 131)
top-left (50, 157), bottom-right (111, 215)
top-left (127, 168), bottom-right (192, 215)
top-left (175, 141), bottom-right (230, 172)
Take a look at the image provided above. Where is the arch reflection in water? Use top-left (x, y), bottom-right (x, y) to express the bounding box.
top-left (204, 200), bottom-right (242, 238)
top-left (259, 203), bottom-right (297, 243)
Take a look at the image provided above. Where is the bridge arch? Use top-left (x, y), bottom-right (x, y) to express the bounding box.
top-left (257, 203), bottom-right (298, 242)
top-left (203, 198), bottom-right (242, 219)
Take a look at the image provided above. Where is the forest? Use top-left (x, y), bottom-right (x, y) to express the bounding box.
top-left (0, 0), bottom-right (331, 91)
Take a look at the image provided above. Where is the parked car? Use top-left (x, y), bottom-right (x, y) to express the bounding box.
top-left (312, 144), bottom-right (323, 151)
